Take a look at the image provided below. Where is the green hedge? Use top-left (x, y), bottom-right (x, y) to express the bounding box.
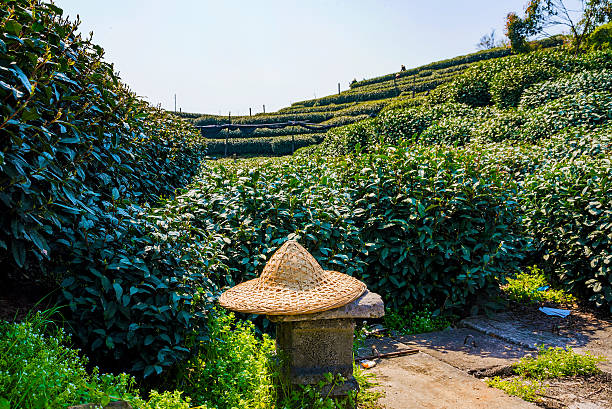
top-left (187, 144), bottom-right (526, 313)
top-left (523, 156), bottom-right (612, 312)
top-left (349, 47), bottom-right (511, 89)
top-left (520, 69), bottom-right (612, 109)
top-left (193, 112), bottom-right (334, 126)
top-left (0, 0), bottom-right (215, 377)
top-left (205, 134), bottom-right (325, 156)
top-left (521, 91), bottom-right (612, 140)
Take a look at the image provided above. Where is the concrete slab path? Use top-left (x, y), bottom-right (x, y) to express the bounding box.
top-left (462, 311), bottom-right (612, 373)
top-left (368, 349), bottom-right (538, 409)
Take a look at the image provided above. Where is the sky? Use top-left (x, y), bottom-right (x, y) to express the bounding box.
top-left (53, 0), bottom-right (573, 116)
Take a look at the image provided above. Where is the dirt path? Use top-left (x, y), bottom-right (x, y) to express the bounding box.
top-left (358, 308), bottom-right (612, 409)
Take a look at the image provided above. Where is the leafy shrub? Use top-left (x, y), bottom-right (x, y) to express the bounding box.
top-left (472, 108), bottom-right (527, 142)
top-left (587, 22), bottom-right (612, 51)
top-left (348, 144), bottom-right (527, 312)
top-left (522, 91), bottom-right (612, 140)
top-left (189, 144), bottom-right (527, 315)
top-left (520, 69), bottom-right (612, 109)
top-left (60, 193), bottom-right (228, 376)
top-left (383, 309), bottom-right (451, 335)
top-left (0, 0), bottom-right (205, 282)
top-left (490, 64), bottom-right (559, 108)
top-left (418, 115), bottom-right (475, 145)
top-left (179, 310), bottom-right (276, 409)
top-left (321, 120), bottom-right (377, 156)
top-left (0, 0), bottom-right (222, 377)
top-left (0, 312), bottom-right (194, 409)
top-left (502, 266), bottom-right (576, 305)
top-left (205, 134), bottom-right (324, 156)
top-left (522, 156), bottom-right (612, 312)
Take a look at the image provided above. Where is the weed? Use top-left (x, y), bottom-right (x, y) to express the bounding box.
top-left (503, 266), bottom-right (576, 305)
top-left (487, 346), bottom-right (605, 403)
top-left (485, 377), bottom-right (545, 402)
top-left (515, 346), bottom-right (604, 379)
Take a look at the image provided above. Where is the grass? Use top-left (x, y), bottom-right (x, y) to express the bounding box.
top-left (486, 345), bottom-right (605, 402)
top-left (502, 265), bottom-right (576, 305)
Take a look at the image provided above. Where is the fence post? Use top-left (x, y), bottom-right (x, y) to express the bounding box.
top-left (338, 83), bottom-right (340, 95)
top-left (249, 107), bottom-right (252, 116)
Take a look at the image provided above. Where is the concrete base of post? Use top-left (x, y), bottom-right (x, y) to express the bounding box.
top-left (269, 290), bottom-right (384, 397)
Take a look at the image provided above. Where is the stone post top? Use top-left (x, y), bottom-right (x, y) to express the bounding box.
top-left (268, 290), bottom-right (384, 322)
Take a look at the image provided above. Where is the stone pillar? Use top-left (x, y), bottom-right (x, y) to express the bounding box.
top-left (268, 290), bottom-right (384, 397)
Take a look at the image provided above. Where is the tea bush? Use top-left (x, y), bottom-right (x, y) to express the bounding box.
top-left (520, 69), bottom-right (612, 109)
top-left (0, 0), bottom-right (206, 282)
top-left (521, 91), bottom-right (612, 140)
top-left (205, 134), bottom-right (324, 156)
top-left (522, 156), bottom-right (612, 311)
top-left (187, 143), bottom-right (527, 314)
top-left (490, 64), bottom-right (559, 108)
top-left (0, 0), bottom-right (219, 377)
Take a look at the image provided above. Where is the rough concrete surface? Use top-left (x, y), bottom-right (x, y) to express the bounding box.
top-left (268, 290), bottom-right (384, 322)
top-left (368, 351), bottom-right (538, 409)
top-left (396, 327), bottom-right (530, 371)
top-left (461, 310), bottom-right (612, 374)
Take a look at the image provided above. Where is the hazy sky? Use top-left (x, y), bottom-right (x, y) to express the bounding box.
top-left (53, 1), bottom-right (568, 115)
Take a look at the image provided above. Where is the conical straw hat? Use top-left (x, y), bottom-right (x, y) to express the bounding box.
top-left (219, 240), bottom-right (366, 315)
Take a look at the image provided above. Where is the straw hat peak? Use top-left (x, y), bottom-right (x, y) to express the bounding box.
top-left (219, 239), bottom-right (366, 315)
top-left (258, 240), bottom-right (325, 289)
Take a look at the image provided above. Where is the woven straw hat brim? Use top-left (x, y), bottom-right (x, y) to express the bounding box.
top-left (218, 270), bottom-right (367, 315)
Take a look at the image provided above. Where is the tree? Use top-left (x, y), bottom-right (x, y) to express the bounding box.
top-left (477, 29), bottom-right (500, 50)
top-left (506, 0), bottom-right (612, 53)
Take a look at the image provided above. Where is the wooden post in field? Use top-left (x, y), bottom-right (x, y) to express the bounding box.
top-left (249, 107), bottom-right (252, 116)
top-left (338, 83), bottom-right (340, 95)
top-left (263, 104), bottom-right (266, 114)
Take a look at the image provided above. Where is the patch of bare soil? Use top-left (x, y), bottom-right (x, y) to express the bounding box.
top-left (539, 372), bottom-right (612, 409)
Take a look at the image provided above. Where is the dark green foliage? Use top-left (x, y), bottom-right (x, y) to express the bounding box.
top-left (521, 91), bottom-right (612, 140)
top-left (522, 156), bottom-right (612, 312)
top-left (205, 134), bottom-right (324, 156)
top-left (490, 64), bottom-right (559, 108)
top-left (0, 0), bottom-right (206, 281)
top-left (348, 144), bottom-right (526, 312)
top-left (520, 69), bottom-right (612, 108)
top-left (0, 0), bottom-right (215, 377)
top-left (186, 146), bottom-right (526, 315)
top-left (321, 120), bottom-right (377, 156)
